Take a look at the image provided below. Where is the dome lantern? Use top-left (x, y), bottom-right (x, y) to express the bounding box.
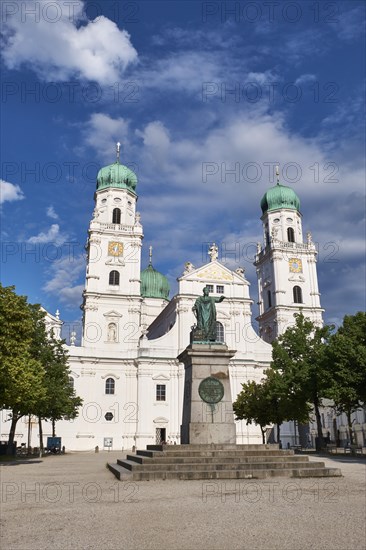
top-left (96, 142), bottom-right (138, 193)
top-left (260, 168), bottom-right (300, 214)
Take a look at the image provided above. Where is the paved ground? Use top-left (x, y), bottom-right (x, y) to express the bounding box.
top-left (1, 451), bottom-right (365, 550)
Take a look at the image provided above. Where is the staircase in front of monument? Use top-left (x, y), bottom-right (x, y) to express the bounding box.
top-left (107, 444), bottom-right (341, 481)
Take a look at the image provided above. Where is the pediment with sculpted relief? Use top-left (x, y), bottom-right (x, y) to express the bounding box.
top-left (194, 264), bottom-right (234, 282)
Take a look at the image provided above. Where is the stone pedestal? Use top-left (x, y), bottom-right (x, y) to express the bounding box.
top-left (178, 343), bottom-right (236, 444)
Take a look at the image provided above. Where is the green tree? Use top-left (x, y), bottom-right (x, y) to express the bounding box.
top-left (325, 312), bottom-right (366, 444)
top-left (0, 285), bottom-right (46, 454)
top-left (263, 368), bottom-right (311, 443)
top-left (233, 380), bottom-right (272, 444)
top-left (0, 285), bottom-right (82, 454)
top-left (27, 304), bottom-right (82, 451)
top-left (271, 313), bottom-right (334, 449)
top-left (233, 371), bottom-right (311, 444)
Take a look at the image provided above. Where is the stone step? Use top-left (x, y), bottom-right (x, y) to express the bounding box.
top-left (117, 467), bottom-right (342, 481)
top-left (107, 462), bottom-right (133, 480)
top-left (147, 444), bottom-right (279, 451)
top-left (127, 454), bottom-right (308, 465)
top-left (117, 459), bottom-right (325, 472)
top-left (116, 459), bottom-right (137, 471)
top-left (293, 468), bottom-right (342, 478)
top-left (108, 445), bottom-right (342, 481)
top-left (136, 450), bottom-right (296, 459)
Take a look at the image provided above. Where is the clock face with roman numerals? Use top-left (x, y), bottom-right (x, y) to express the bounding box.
top-left (108, 242), bottom-right (123, 257)
top-left (289, 258), bottom-right (303, 273)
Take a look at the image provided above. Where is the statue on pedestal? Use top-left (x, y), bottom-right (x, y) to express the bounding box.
top-left (192, 286), bottom-right (225, 342)
top-left (208, 243), bottom-right (219, 262)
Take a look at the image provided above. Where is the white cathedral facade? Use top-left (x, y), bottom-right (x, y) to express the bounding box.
top-left (11, 155), bottom-right (325, 451)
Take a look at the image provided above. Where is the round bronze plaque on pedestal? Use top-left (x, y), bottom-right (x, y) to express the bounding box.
top-left (198, 377), bottom-right (224, 404)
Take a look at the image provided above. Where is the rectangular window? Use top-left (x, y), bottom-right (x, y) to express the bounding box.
top-left (216, 285), bottom-right (224, 294)
top-left (206, 285), bottom-right (214, 293)
top-left (156, 384), bottom-right (166, 401)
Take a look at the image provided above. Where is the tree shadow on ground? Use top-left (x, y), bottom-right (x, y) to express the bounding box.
top-left (310, 452), bottom-right (366, 465)
top-left (0, 459), bottom-right (43, 466)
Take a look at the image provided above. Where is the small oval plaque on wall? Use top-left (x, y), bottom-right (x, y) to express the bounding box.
top-left (198, 377), bottom-right (224, 404)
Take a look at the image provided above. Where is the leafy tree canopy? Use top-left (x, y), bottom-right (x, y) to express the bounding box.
top-left (326, 312), bottom-right (366, 416)
top-left (0, 284), bottom-right (82, 450)
top-left (0, 285), bottom-right (46, 416)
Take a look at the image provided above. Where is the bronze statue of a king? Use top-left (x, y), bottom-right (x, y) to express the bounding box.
top-left (192, 286), bottom-right (225, 342)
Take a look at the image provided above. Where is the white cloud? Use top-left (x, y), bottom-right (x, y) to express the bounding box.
top-left (319, 263), bottom-right (366, 327)
top-left (44, 254), bottom-right (85, 308)
top-left (1, 0), bottom-right (137, 85)
top-left (294, 74), bottom-right (317, 86)
top-left (330, 6), bottom-right (365, 41)
top-left (81, 113), bottom-right (130, 162)
top-left (0, 179), bottom-right (24, 204)
top-left (46, 206), bottom-right (59, 220)
top-left (57, 285), bottom-right (85, 305)
top-left (136, 121), bottom-right (171, 166)
top-left (283, 29), bottom-right (328, 64)
top-left (84, 111), bottom-right (365, 231)
top-left (137, 51), bottom-right (233, 95)
top-left (28, 224), bottom-right (67, 245)
top-left (152, 26), bottom-right (240, 50)
top-left (247, 71), bottom-right (280, 85)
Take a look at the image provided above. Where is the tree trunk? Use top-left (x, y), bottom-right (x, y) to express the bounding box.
top-left (313, 397), bottom-right (324, 450)
top-left (38, 417), bottom-right (44, 456)
top-left (6, 412), bottom-right (19, 456)
top-left (260, 426), bottom-right (266, 444)
top-left (276, 424), bottom-right (281, 446)
top-left (27, 416), bottom-right (32, 451)
top-left (52, 419), bottom-right (56, 437)
top-left (346, 410), bottom-right (354, 445)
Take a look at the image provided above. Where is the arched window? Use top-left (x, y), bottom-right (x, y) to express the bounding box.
top-left (267, 290), bottom-right (272, 309)
top-left (293, 286), bottom-right (303, 303)
top-left (112, 208), bottom-right (121, 224)
top-left (216, 321), bottom-right (225, 343)
top-left (105, 378), bottom-right (115, 395)
top-left (109, 270), bottom-right (120, 285)
top-left (287, 227), bottom-right (295, 243)
top-left (68, 376), bottom-right (74, 390)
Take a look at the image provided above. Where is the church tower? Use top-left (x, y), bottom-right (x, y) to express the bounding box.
top-left (254, 168), bottom-right (323, 342)
top-left (81, 143), bottom-right (143, 350)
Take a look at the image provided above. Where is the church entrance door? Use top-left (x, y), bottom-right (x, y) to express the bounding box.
top-left (156, 428), bottom-right (166, 444)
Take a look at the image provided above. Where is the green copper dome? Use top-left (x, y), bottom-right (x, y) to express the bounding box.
top-left (260, 183), bottom-right (300, 214)
top-left (141, 264), bottom-right (170, 300)
top-left (96, 161), bottom-right (137, 193)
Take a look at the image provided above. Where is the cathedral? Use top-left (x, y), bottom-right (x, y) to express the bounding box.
top-left (12, 151), bottom-right (324, 451)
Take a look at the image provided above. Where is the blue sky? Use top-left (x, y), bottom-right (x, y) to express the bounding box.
top-left (1, 0), bottom-right (365, 339)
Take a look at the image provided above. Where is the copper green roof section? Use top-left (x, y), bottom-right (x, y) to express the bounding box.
top-left (260, 183), bottom-right (300, 214)
top-left (141, 264), bottom-right (170, 300)
top-left (96, 161), bottom-right (138, 193)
